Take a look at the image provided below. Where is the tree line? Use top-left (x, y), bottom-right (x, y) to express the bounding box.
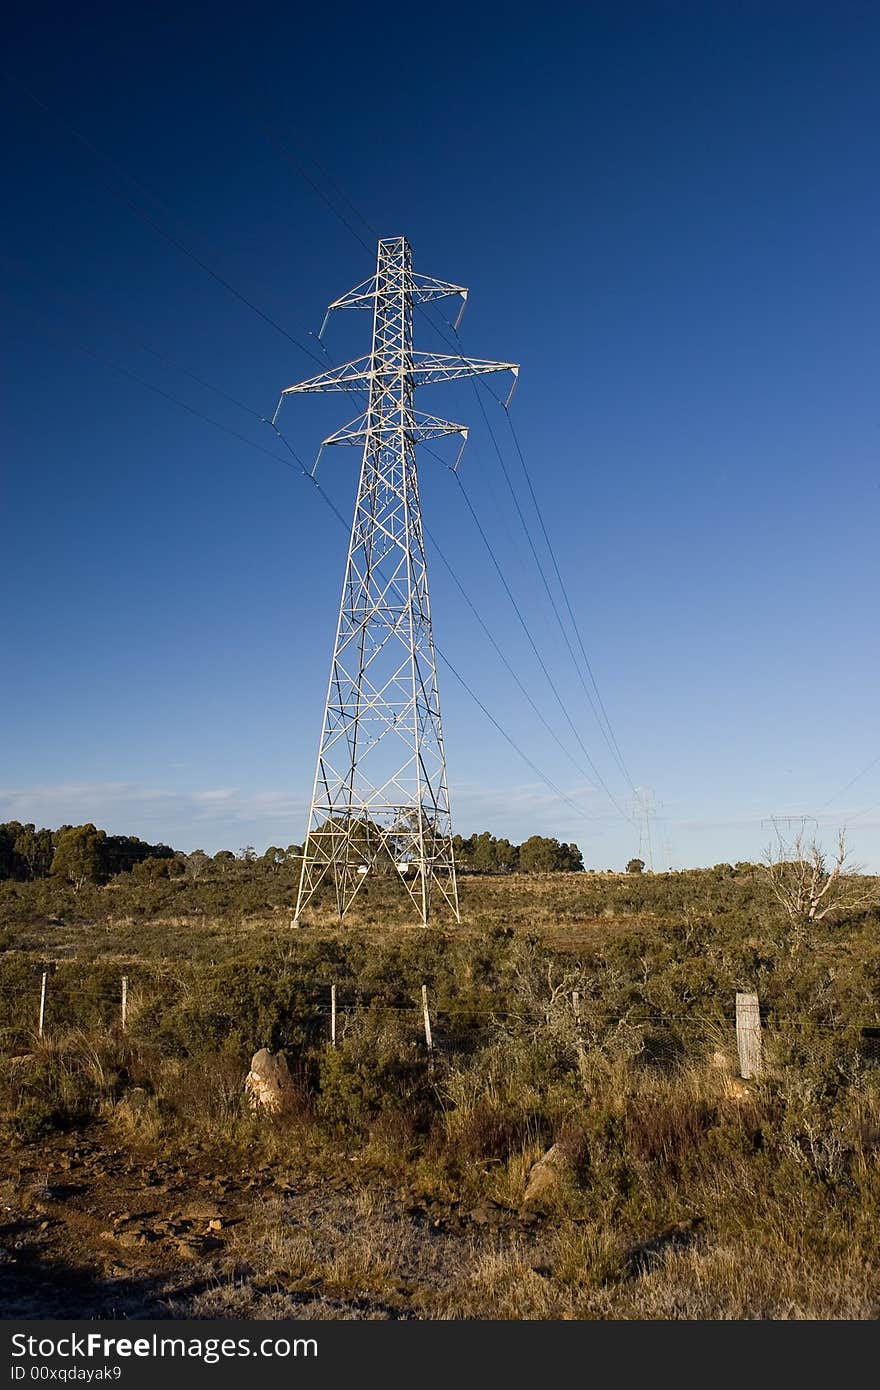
top-left (0, 820), bottom-right (584, 889)
top-left (451, 831), bottom-right (583, 873)
top-left (0, 822), bottom-right (175, 890)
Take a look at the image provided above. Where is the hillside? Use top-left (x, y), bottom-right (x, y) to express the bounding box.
top-left (2, 864), bottom-right (879, 1318)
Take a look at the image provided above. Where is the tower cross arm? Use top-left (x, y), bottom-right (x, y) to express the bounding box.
top-left (411, 273), bottom-right (468, 304)
top-left (327, 277), bottom-right (377, 311)
top-left (322, 410), bottom-right (468, 450)
top-left (411, 351), bottom-right (519, 391)
top-left (279, 355), bottom-right (373, 395)
top-left (326, 272), bottom-right (466, 313)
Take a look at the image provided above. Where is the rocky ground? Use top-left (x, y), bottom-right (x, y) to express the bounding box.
top-left (0, 1127), bottom-right (558, 1319)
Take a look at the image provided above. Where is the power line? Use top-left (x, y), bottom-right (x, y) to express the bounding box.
top-left (5, 298), bottom-right (332, 491)
top-left (254, 119), bottom-right (380, 241)
top-left (237, 113), bottom-right (636, 828)
top-left (228, 431), bottom-right (609, 833)
top-left (433, 645), bottom-right (604, 830)
top-left (252, 131), bottom-right (637, 814)
top-left (10, 195), bottom-right (621, 822)
top-left (13, 308), bottom-right (600, 831)
top-left (821, 752), bottom-right (880, 810)
top-left (440, 313), bottom-right (635, 792)
top-left (1, 72), bottom-right (329, 370)
top-left (4, 90), bottom-right (630, 837)
top-left (454, 472), bottom-right (634, 825)
top-left (393, 294), bottom-right (635, 818)
top-left (264, 419), bottom-right (349, 529)
top-left (300, 155), bottom-right (380, 241)
top-left (267, 255), bottom-right (633, 823)
top-left (412, 291), bottom-right (636, 794)
top-left (425, 522), bottom-right (612, 810)
top-left (262, 129), bottom-right (375, 255)
top-left (502, 406), bottom-right (635, 791)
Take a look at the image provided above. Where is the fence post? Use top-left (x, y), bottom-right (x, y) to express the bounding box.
top-left (736, 992), bottom-right (762, 1079)
top-left (572, 990), bottom-right (581, 1019)
top-left (38, 971), bottom-right (47, 1038)
top-left (121, 976), bottom-right (128, 1032)
top-left (330, 984), bottom-right (337, 1047)
top-left (421, 983), bottom-right (434, 1065)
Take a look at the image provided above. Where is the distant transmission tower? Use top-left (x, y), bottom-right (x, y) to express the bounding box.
top-left (761, 815), bottom-right (818, 853)
top-left (635, 787), bottom-right (655, 872)
top-left (276, 235), bottom-right (517, 925)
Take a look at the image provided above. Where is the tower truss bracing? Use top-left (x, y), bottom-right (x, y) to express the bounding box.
top-left (275, 235), bottom-right (517, 925)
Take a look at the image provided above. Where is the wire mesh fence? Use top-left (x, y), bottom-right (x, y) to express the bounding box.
top-left (1, 958), bottom-right (878, 1080)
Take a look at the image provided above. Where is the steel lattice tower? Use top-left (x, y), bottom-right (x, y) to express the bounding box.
top-left (275, 235), bottom-right (516, 925)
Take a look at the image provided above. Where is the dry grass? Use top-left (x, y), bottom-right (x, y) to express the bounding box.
top-left (3, 872), bottom-right (880, 1318)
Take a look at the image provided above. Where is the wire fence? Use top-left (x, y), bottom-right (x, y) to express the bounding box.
top-left (1, 960), bottom-right (879, 1079)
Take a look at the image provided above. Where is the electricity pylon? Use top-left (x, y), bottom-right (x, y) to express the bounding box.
top-left (275, 235), bottom-right (517, 925)
top-left (635, 787), bottom-right (655, 872)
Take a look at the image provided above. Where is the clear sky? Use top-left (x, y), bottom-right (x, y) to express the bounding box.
top-left (2, 1), bottom-right (878, 870)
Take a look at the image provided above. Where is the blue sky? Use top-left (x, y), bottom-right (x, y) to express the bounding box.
top-left (2, 1), bottom-right (878, 870)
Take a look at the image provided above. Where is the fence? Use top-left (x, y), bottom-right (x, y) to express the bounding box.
top-left (2, 963), bottom-right (878, 1079)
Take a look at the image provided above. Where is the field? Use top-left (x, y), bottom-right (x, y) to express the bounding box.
top-left (2, 864), bottom-right (880, 1320)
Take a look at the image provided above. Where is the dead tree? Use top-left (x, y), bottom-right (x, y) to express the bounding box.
top-left (762, 829), bottom-right (877, 936)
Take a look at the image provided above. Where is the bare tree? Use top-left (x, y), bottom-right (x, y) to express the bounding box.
top-left (762, 829), bottom-right (878, 935)
top-left (184, 850), bottom-right (211, 881)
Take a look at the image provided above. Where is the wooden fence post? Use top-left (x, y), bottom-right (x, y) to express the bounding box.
top-left (38, 971), bottom-right (47, 1039)
top-left (421, 984), bottom-right (434, 1065)
top-left (121, 976), bottom-right (128, 1032)
top-left (736, 992), bottom-right (762, 1079)
top-left (330, 984), bottom-right (337, 1047)
top-left (572, 990), bottom-right (581, 1019)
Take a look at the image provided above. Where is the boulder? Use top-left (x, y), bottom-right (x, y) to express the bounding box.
top-left (9, 1053), bottom-right (37, 1073)
top-left (522, 1143), bottom-right (566, 1207)
top-left (181, 1199), bottom-right (220, 1222)
top-left (244, 1048), bottom-right (295, 1115)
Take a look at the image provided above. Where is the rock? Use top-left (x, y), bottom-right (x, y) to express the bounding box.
top-left (470, 1201), bottom-right (508, 1226)
top-left (522, 1144), bottom-right (567, 1207)
top-left (8, 1054), bottom-right (37, 1074)
top-left (244, 1048), bottom-right (297, 1115)
top-left (469, 1203), bottom-right (494, 1225)
top-left (182, 1200), bottom-right (220, 1221)
top-left (177, 1236), bottom-right (222, 1260)
top-left (19, 1191), bottom-right (47, 1214)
